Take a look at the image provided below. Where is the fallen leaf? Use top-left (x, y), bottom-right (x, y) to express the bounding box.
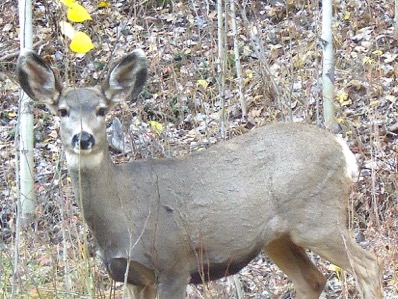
top-left (67, 3), bottom-right (92, 23)
top-left (70, 31), bottom-right (94, 53)
top-left (59, 20), bottom-right (75, 39)
top-left (148, 121), bottom-right (163, 134)
top-left (196, 79), bottom-right (208, 89)
top-left (98, 1), bottom-right (110, 8)
top-left (60, 0), bottom-right (76, 7)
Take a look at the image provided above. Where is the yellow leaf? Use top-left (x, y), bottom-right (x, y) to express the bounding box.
top-left (196, 79), bottom-right (208, 89)
top-left (148, 121), bottom-right (163, 134)
top-left (67, 3), bottom-right (92, 22)
top-left (343, 11), bottom-right (350, 20)
top-left (70, 31), bottom-right (94, 53)
top-left (244, 69), bottom-right (253, 86)
top-left (338, 91), bottom-right (348, 102)
top-left (338, 92), bottom-right (351, 106)
top-left (372, 50), bottom-right (383, 56)
top-left (340, 99), bottom-right (352, 106)
top-left (98, 1), bottom-right (111, 8)
top-left (7, 111), bottom-right (17, 119)
top-left (362, 56), bottom-right (375, 65)
top-left (59, 20), bottom-right (76, 39)
top-left (245, 69), bottom-right (253, 80)
top-left (60, 0), bottom-right (75, 7)
top-left (328, 264), bottom-right (342, 281)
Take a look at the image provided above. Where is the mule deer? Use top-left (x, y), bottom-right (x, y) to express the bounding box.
top-left (17, 49), bottom-right (382, 299)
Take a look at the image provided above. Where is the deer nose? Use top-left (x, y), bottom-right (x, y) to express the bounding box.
top-left (72, 131), bottom-right (95, 150)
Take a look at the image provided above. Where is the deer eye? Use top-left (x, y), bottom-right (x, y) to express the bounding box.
top-left (97, 107), bottom-right (107, 117)
top-left (58, 108), bottom-right (68, 117)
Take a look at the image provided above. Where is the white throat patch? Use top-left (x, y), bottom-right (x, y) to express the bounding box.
top-left (65, 150), bottom-right (105, 171)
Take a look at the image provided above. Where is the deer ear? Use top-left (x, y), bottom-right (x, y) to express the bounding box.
top-left (16, 49), bottom-right (62, 113)
top-left (102, 49), bottom-right (148, 103)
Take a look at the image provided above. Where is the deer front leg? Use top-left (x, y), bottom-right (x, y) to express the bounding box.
top-left (126, 283), bottom-right (157, 299)
top-left (157, 275), bottom-right (189, 299)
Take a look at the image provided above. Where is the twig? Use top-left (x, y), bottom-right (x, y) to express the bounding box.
top-left (0, 41), bottom-right (43, 61)
top-left (230, 0), bottom-right (247, 118)
top-left (217, 0), bottom-right (226, 139)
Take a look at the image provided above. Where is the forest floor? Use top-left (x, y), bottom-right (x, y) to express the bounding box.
top-left (0, 0), bottom-right (397, 298)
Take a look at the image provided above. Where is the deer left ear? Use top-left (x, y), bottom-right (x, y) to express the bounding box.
top-left (16, 49), bottom-right (63, 113)
top-left (102, 49), bottom-right (148, 104)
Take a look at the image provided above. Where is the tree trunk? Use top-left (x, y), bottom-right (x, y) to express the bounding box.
top-left (321, 0), bottom-right (337, 131)
top-left (395, 0), bottom-right (398, 39)
top-left (18, 0), bottom-right (36, 224)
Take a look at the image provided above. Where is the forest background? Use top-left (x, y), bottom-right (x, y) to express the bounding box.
top-left (0, 0), bottom-right (397, 298)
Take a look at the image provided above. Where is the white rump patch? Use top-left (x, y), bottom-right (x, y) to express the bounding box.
top-left (334, 136), bottom-right (359, 182)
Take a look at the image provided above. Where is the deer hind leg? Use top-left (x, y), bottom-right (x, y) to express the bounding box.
top-left (293, 230), bottom-right (382, 299)
top-left (126, 283), bottom-right (157, 299)
top-left (264, 235), bottom-right (327, 299)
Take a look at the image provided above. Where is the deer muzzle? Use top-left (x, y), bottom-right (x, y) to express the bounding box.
top-left (72, 131), bottom-right (95, 151)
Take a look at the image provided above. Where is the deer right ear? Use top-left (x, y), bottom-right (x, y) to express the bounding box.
top-left (16, 49), bottom-right (62, 112)
top-left (102, 49), bottom-right (148, 104)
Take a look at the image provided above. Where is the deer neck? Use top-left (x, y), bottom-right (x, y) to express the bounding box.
top-left (66, 150), bottom-right (117, 225)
